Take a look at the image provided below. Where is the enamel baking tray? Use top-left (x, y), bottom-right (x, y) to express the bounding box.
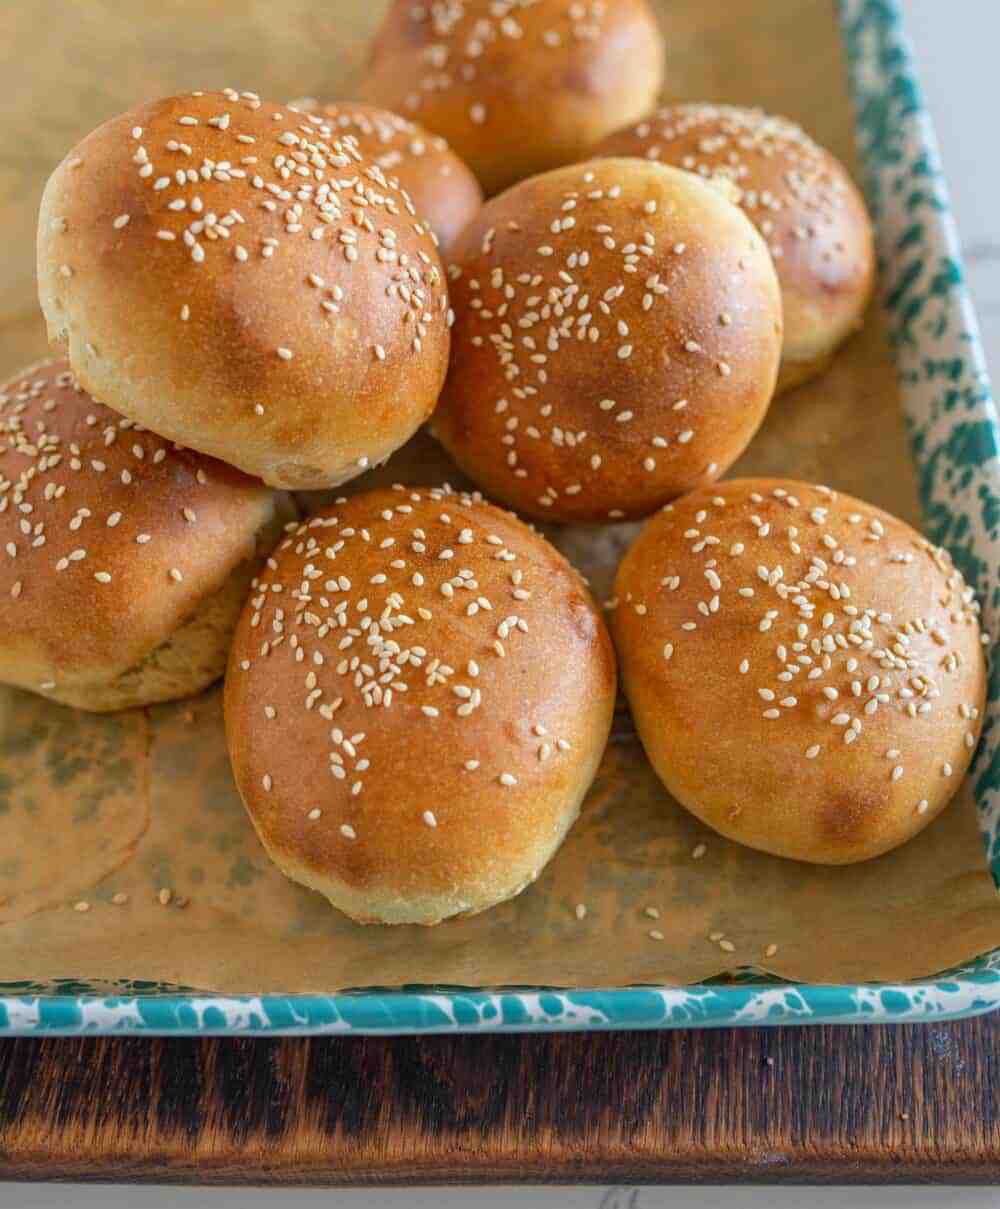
top-left (4, 0), bottom-right (1000, 1035)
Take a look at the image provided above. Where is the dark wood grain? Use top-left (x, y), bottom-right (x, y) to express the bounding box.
top-left (1, 1015), bottom-right (999, 1185)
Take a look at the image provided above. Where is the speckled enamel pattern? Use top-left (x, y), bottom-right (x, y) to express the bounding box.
top-left (3, 0), bottom-right (999, 1034)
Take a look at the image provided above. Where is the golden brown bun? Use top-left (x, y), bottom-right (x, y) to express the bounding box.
top-left (359, 0), bottom-right (665, 196)
top-left (612, 479), bottom-right (986, 865)
top-left (431, 158), bottom-right (783, 524)
top-left (224, 484), bottom-right (617, 924)
top-left (0, 359), bottom-right (295, 711)
top-left (288, 100), bottom-right (483, 254)
top-left (597, 104), bottom-right (876, 393)
top-left (37, 89), bottom-right (451, 490)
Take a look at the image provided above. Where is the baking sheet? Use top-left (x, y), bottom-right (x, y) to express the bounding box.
top-left (3, 0), bottom-right (1000, 993)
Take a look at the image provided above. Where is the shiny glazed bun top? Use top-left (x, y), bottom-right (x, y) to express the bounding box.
top-left (361, 0), bottom-right (665, 195)
top-left (432, 158), bottom-right (783, 523)
top-left (37, 89), bottom-right (451, 490)
top-left (598, 104), bottom-right (875, 392)
top-left (612, 479), bottom-right (986, 865)
top-left (225, 484), bottom-right (617, 925)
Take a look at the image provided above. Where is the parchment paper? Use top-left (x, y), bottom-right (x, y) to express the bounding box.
top-left (3, 0), bottom-right (1000, 992)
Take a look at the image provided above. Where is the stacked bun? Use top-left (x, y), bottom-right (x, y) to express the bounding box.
top-left (432, 157), bottom-right (783, 522)
top-left (287, 100), bottom-right (483, 254)
top-left (597, 104), bottom-right (876, 392)
top-left (37, 90), bottom-right (452, 490)
top-left (361, 0), bottom-right (666, 196)
top-left (17, 2), bottom-right (985, 927)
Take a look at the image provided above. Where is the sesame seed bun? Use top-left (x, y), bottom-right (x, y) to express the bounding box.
top-left (611, 479), bottom-right (987, 865)
top-left (36, 89), bottom-right (451, 490)
top-left (288, 100), bottom-right (483, 255)
top-left (0, 359), bottom-right (295, 712)
top-left (359, 0), bottom-right (665, 197)
top-left (430, 158), bottom-right (783, 524)
top-left (597, 104), bottom-right (876, 394)
top-left (224, 484), bottom-right (617, 925)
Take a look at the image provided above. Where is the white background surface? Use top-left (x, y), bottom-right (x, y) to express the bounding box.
top-left (908, 0), bottom-right (1000, 386)
top-left (4, 0), bottom-right (1000, 1205)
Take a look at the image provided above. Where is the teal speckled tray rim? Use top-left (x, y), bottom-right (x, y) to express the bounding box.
top-left (5, 0), bottom-right (1000, 1035)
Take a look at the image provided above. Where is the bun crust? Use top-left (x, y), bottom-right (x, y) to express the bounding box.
top-left (0, 359), bottom-right (292, 711)
top-left (432, 158), bottom-right (783, 523)
top-left (224, 484), bottom-right (617, 924)
top-left (612, 479), bottom-right (986, 864)
top-left (597, 104), bottom-right (875, 393)
top-left (37, 90), bottom-right (451, 490)
top-left (360, 0), bottom-right (665, 196)
top-left (289, 100), bottom-right (483, 254)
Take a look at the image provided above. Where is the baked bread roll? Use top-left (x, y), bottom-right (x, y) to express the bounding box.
top-left (224, 484), bottom-right (617, 924)
top-left (612, 479), bottom-right (987, 864)
top-left (597, 104), bottom-right (875, 393)
top-left (360, 0), bottom-right (665, 196)
top-left (432, 158), bottom-right (783, 523)
top-left (0, 359), bottom-right (294, 711)
top-left (37, 89), bottom-right (451, 490)
top-left (288, 100), bottom-right (482, 254)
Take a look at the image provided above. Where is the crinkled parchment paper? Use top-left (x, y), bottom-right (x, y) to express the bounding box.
top-left (2, 0), bottom-right (1000, 992)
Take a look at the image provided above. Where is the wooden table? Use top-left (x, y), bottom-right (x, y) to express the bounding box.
top-left (0, 1013), bottom-right (998, 1186)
